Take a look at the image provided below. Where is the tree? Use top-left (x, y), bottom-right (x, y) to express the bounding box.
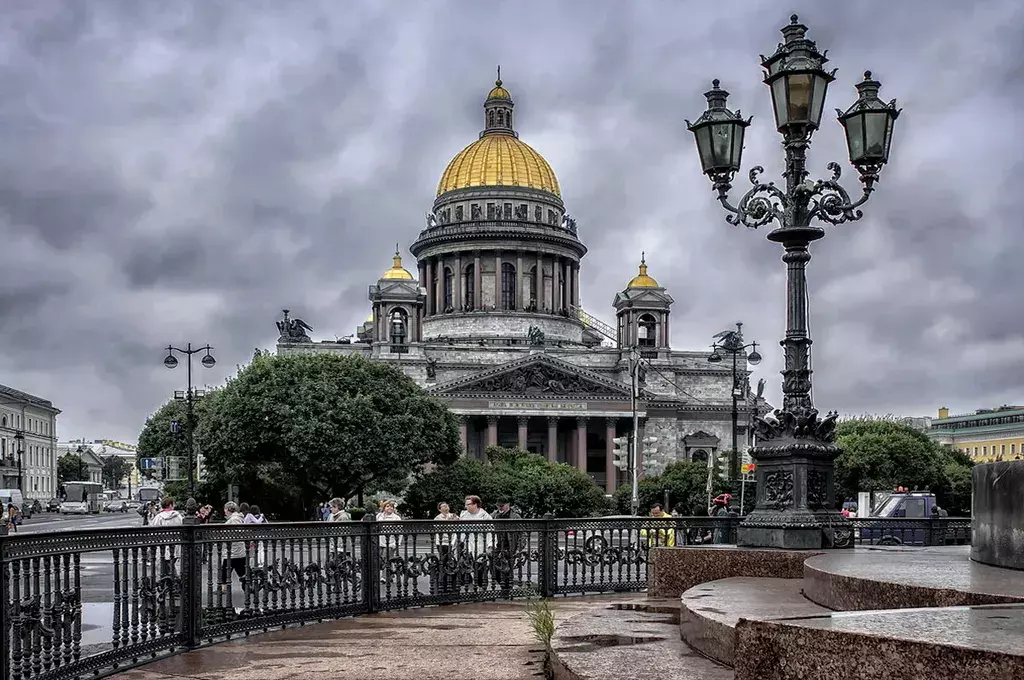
top-left (194, 353), bottom-right (460, 519)
top-left (101, 456), bottom-right (131, 490)
top-left (834, 417), bottom-right (973, 515)
top-left (58, 454), bottom-right (86, 486)
top-left (613, 461), bottom-right (728, 515)
top-left (403, 446), bottom-right (610, 519)
top-left (136, 398), bottom-right (193, 481)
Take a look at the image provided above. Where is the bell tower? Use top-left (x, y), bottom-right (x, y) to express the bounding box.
top-left (368, 245), bottom-right (426, 350)
top-left (613, 253), bottom-right (674, 351)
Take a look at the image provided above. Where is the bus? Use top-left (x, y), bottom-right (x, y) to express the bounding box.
top-left (62, 482), bottom-right (104, 514)
top-left (138, 487), bottom-right (161, 504)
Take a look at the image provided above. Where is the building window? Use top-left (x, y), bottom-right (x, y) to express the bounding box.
top-left (1012, 444), bottom-right (1017, 455)
top-left (637, 314), bottom-right (658, 347)
top-left (443, 267), bottom-right (454, 312)
top-left (503, 203), bottom-right (512, 219)
top-left (455, 205), bottom-right (463, 221)
top-left (464, 264), bottom-right (475, 310)
top-left (487, 203), bottom-right (496, 219)
top-left (527, 265), bottom-right (538, 308)
top-left (389, 309), bottom-right (408, 347)
top-left (501, 262), bottom-right (516, 310)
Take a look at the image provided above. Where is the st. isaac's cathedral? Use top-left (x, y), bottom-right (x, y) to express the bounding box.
top-left (276, 76), bottom-right (769, 493)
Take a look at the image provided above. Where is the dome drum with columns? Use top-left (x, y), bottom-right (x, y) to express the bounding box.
top-left (276, 73), bottom-right (771, 494)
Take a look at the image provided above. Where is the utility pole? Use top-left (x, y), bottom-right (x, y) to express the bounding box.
top-left (629, 346), bottom-right (641, 516)
top-left (164, 344), bottom-right (216, 497)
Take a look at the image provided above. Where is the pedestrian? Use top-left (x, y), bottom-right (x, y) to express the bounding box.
top-left (321, 502), bottom-right (331, 521)
top-left (459, 495), bottom-right (492, 587)
top-left (150, 497), bottom-right (182, 526)
top-left (220, 502), bottom-right (247, 602)
top-left (491, 497), bottom-right (524, 596)
top-left (137, 501), bottom-right (151, 526)
top-left (245, 504), bottom-right (268, 567)
top-left (641, 503), bottom-right (676, 547)
top-left (709, 494), bottom-right (731, 544)
top-left (3, 503), bottom-right (16, 533)
top-left (376, 500), bottom-right (403, 585)
top-left (327, 498), bottom-right (351, 522)
top-left (432, 502), bottom-right (459, 594)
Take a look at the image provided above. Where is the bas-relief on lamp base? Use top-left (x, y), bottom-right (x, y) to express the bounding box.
top-left (738, 409), bottom-right (854, 550)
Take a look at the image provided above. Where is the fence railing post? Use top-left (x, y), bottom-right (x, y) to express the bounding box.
top-left (0, 523), bottom-right (9, 680)
top-left (181, 508), bottom-right (201, 649)
top-left (539, 515), bottom-right (555, 598)
top-left (360, 515), bottom-right (380, 613)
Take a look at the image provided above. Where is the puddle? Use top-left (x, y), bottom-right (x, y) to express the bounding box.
top-left (622, 618), bottom-right (676, 626)
top-left (555, 633), bottom-right (665, 653)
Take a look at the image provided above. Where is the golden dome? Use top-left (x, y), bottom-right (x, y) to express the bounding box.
top-left (488, 83), bottom-right (512, 100)
top-left (381, 246), bottom-right (414, 280)
top-left (437, 134), bottom-right (560, 197)
top-left (627, 253), bottom-right (659, 288)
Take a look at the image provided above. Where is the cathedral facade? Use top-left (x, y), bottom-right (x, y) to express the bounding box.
top-left (277, 76), bottom-right (767, 493)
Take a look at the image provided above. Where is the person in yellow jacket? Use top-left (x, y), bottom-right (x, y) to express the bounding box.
top-left (640, 503), bottom-right (676, 547)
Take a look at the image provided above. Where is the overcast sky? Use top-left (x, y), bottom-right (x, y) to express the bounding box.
top-left (0, 0), bottom-right (1020, 442)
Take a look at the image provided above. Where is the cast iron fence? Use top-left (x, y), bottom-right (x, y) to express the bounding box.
top-left (0, 515), bottom-right (738, 680)
top-left (849, 516), bottom-right (972, 547)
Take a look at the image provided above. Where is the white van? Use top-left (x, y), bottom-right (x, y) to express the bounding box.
top-left (0, 488), bottom-right (25, 520)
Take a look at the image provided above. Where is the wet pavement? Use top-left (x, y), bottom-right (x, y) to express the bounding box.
top-left (112, 599), bottom-right (610, 680)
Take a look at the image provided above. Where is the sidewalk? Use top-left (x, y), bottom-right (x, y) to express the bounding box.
top-left (114, 599), bottom-right (605, 680)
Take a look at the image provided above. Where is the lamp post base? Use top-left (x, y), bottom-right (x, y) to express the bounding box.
top-left (740, 410), bottom-right (855, 550)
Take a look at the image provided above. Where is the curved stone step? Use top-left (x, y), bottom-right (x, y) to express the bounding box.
top-left (680, 577), bottom-right (828, 667)
top-left (803, 546), bottom-right (1024, 611)
top-left (551, 603), bottom-right (733, 679)
top-left (734, 603), bottom-right (1024, 680)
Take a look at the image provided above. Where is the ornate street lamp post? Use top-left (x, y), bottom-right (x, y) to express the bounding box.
top-left (163, 343), bottom-right (216, 497)
top-left (708, 322), bottom-right (761, 480)
top-left (687, 15), bottom-right (900, 549)
top-left (13, 430), bottom-right (24, 495)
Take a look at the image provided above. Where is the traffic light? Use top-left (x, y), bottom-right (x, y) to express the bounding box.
top-left (612, 436), bottom-right (630, 470)
top-left (641, 437), bottom-right (667, 476)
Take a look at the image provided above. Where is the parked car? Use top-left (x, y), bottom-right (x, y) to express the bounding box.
top-left (46, 498), bottom-right (62, 512)
top-left (103, 499), bottom-right (128, 513)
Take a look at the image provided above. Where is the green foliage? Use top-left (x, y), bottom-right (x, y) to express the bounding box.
top-left (58, 454), bottom-right (86, 485)
top-left (403, 446), bottom-right (610, 519)
top-left (613, 461), bottom-right (728, 515)
top-left (194, 353), bottom-right (460, 520)
top-left (101, 456), bottom-right (131, 490)
top-left (136, 399), bottom-right (193, 480)
top-left (525, 597), bottom-right (556, 647)
top-left (834, 417), bottom-right (973, 515)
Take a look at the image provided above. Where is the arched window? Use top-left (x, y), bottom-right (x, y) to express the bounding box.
top-left (443, 267), bottom-right (454, 312)
top-left (488, 110), bottom-right (495, 127)
top-left (1, 415), bottom-right (5, 428)
top-left (691, 449), bottom-right (709, 464)
top-left (464, 264), bottom-right (475, 310)
top-left (501, 262), bottom-right (516, 310)
top-left (637, 314), bottom-right (657, 347)
top-left (389, 309), bottom-right (408, 347)
top-left (496, 110), bottom-right (504, 126)
top-left (527, 265), bottom-right (538, 309)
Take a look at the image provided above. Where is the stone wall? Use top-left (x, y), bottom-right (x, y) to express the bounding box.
top-left (422, 313), bottom-right (583, 342)
top-left (972, 460), bottom-right (1024, 570)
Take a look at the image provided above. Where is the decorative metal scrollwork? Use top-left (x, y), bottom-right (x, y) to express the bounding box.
top-left (718, 166), bottom-right (788, 229)
top-left (137, 572), bottom-right (180, 628)
top-left (809, 162), bottom-right (870, 225)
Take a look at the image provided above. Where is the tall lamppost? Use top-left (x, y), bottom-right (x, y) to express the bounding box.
top-left (163, 343), bottom-right (216, 497)
top-left (708, 322), bottom-right (761, 479)
top-left (686, 15), bottom-right (900, 549)
top-left (13, 430), bottom-right (24, 494)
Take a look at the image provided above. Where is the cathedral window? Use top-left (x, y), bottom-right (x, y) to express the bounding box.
top-left (501, 263), bottom-right (517, 310)
top-left (503, 203), bottom-right (512, 219)
top-left (443, 267), bottom-right (454, 312)
top-left (497, 110), bottom-right (504, 126)
top-left (637, 314), bottom-right (657, 347)
top-left (488, 111), bottom-right (495, 127)
top-left (487, 203), bottom-right (496, 219)
top-left (389, 309), bottom-right (408, 348)
top-left (464, 264), bottom-right (475, 310)
top-left (527, 265), bottom-right (538, 309)
top-left (455, 205), bottom-right (464, 222)
top-left (534, 206), bottom-right (542, 222)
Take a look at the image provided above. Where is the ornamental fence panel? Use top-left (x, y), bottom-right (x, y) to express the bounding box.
top-left (2, 514), bottom-right (973, 680)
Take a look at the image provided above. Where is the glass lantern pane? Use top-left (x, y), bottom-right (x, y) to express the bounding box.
top-left (864, 112), bottom-right (887, 159)
top-left (844, 114), bottom-right (865, 163)
top-left (771, 78), bottom-right (787, 129)
top-left (695, 126), bottom-right (713, 172)
top-left (809, 74), bottom-right (829, 127)
top-left (730, 123), bottom-right (745, 169)
top-left (883, 115), bottom-right (895, 159)
top-left (712, 124), bottom-right (733, 169)
top-left (786, 73), bottom-right (813, 124)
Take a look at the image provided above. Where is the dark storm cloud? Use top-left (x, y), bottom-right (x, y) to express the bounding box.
top-left (0, 0), bottom-right (1020, 441)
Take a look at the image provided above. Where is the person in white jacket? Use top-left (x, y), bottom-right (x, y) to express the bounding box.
top-left (149, 497), bottom-right (182, 574)
top-left (220, 502), bottom-right (247, 592)
top-left (459, 495), bottom-right (493, 587)
top-left (376, 500), bottom-right (403, 585)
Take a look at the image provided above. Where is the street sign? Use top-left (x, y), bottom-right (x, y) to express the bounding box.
top-left (742, 463), bottom-right (756, 474)
top-left (170, 420), bottom-right (181, 434)
top-left (140, 458), bottom-right (162, 470)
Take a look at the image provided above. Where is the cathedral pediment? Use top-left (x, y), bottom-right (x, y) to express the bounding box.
top-left (428, 354), bottom-right (634, 399)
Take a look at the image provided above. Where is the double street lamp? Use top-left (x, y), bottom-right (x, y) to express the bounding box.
top-left (686, 15), bottom-right (900, 549)
top-left (163, 343), bottom-right (216, 497)
top-left (708, 322), bottom-right (761, 479)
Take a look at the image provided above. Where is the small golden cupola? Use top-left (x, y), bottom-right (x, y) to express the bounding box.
top-left (381, 244), bottom-right (414, 280)
top-left (627, 252), bottom-right (659, 288)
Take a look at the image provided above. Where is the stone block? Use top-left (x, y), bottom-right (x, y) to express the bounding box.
top-left (972, 460), bottom-right (1024, 570)
top-left (648, 546), bottom-right (818, 599)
